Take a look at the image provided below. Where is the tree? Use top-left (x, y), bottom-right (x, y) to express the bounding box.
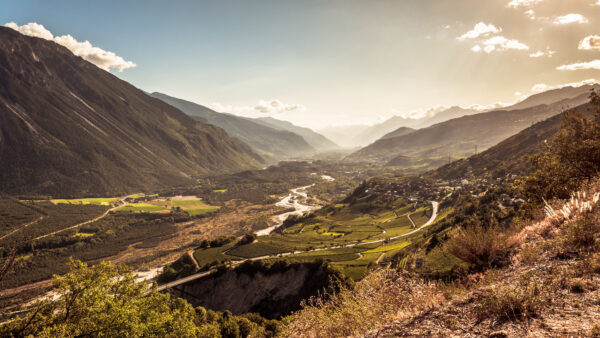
top-left (2, 260), bottom-right (201, 337)
top-left (521, 91), bottom-right (600, 204)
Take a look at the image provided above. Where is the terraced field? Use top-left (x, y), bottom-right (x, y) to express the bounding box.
top-left (192, 199), bottom-right (438, 280)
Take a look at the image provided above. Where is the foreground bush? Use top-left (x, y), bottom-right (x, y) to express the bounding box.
top-left (444, 224), bottom-right (515, 271)
top-left (282, 269), bottom-right (440, 337)
top-left (1, 260), bottom-right (278, 337)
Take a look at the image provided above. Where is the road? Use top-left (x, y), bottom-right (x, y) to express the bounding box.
top-left (0, 216), bottom-right (44, 241)
top-left (157, 201), bottom-right (439, 291)
top-left (33, 193), bottom-right (140, 241)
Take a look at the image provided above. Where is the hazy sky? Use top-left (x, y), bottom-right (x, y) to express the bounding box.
top-left (2, 0), bottom-right (600, 128)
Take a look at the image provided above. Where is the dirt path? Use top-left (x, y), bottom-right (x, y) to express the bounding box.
top-left (0, 216), bottom-right (44, 241)
top-left (32, 193), bottom-right (141, 241)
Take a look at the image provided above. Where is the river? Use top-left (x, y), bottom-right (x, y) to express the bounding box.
top-left (255, 184), bottom-right (322, 236)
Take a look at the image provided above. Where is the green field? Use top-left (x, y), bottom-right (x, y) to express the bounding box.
top-left (117, 203), bottom-right (169, 213)
top-left (193, 198), bottom-right (437, 280)
top-left (52, 197), bottom-right (119, 206)
top-left (186, 207), bottom-right (219, 216)
top-left (171, 200), bottom-right (206, 206)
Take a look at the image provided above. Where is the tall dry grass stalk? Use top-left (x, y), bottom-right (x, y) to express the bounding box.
top-left (281, 269), bottom-right (442, 337)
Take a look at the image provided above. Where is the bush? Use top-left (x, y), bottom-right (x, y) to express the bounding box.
top-left (476, 281), bottom-right (544, 322)
top-left (445, 224), bottom-right (515, 271)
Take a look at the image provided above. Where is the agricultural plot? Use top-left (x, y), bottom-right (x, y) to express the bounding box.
top-left (116, 195), bottom-right (219, 216)
top-left (52, 197), bottom-right (119, 206)
top-left (193, 199), bottom-right (435, 280)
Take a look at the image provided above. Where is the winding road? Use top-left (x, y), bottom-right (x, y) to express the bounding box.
top-left (157, 200), bottom-right (439, 291)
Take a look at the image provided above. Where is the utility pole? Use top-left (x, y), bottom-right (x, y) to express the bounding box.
top-left (475, 145), bottom-right (478, 155)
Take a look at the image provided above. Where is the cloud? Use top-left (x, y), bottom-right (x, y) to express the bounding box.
top-left (553, 14), bottom-right (588, 25)
top-left (531, 79), bottom-right (598, 93)
top-left (525, 9), bottom-right (536, 19)
top-left (4, 22), bottom-right (135, 72)
top-left (391, 105), bottom-right (450, 120)
top-left (208, 99), bottom-right (306, 116)
top-left (579, 35), bottom-right (600, 50)
top-left (468, 102), bottom-right (512, 111)
top-left (507, 0), bottom-right (543, 8)
top-left (531, 83), bottom-right (552, 93)
top-left (557, 60), bottom-right (600, 71)
top-left (529, 48), bottom-right (556, 58)
top-left (254, 99), bottom-right (306, 114)
top-left (457, 22), bottom-right (501, 40)
top-left (472, 36), bottom-right (529, 53)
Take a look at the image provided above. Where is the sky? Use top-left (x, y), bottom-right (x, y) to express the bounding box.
top-left (2, 0), bottom-right (600, 129)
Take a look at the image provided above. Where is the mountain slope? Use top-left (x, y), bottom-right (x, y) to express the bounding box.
top-left (319, 107), bottom-right (477, 148)
top-left (347, 91), bottom-right (593, 163)
top-left (380, 127), bottom-right (415, 139)
top-left (507, 84), bottom-right (599, 111)
top-left (150, 93), bottom-right (315, 158)
top-left (430, 101), bottom-right (595, 180)
top-left (252, 117), bottom-right (338, 151)
top-left (0, 27), bottom-right (264, 196)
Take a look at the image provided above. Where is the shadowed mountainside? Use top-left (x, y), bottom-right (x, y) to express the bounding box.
top-left (0, 27), bottom-right (264, 196)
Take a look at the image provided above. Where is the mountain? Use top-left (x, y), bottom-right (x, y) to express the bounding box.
top-left (346, 89), bottom-right (593, 164)
top-left (252, 117), bottom-right (338, 151)
top-left (380, 127), bottom-right (415, 139)
top-left (507, 84), bottom-right (599, 111)
top-left (411, 106), bottom-right (478, 129)
top-left (319, 107), bottom-right (477, 148)
top-left (0, 27), bottom-right (264, 196)
top-left (430, 101), bottom-right (595, 180)
top-left (319, 116), bottom-right (415, 148)
top-left (150, 93), bottom-right (315, 158)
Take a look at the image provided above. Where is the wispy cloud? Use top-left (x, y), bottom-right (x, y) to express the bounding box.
top-left (557, 60), bottom-right (600, 71)
top-left (4, 22), bottom-right (136, 72)
top-left (529, 48), bottom-right (556, 58)
top-left (208, 99), bottom-right (306, 116)
top-left (507, 0), bottom-right (543, 8)
top-left (553, 14), bottom-right (588, 25)
top-left (472, 36), bottom-right (529, 53)
top-left (579, 35), bottom-right (600, 50)
top-left (254, 99), bottom-right (306, 114)
top-left (531, 79), bottom-right (598, 92)
top-left (457, 22), bottom-right (501, 40)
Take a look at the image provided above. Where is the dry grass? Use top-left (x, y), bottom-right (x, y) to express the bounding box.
top-left (281, 269), bottom-right (442, 337)
top-left (444, 224), bottom-right (516, 271)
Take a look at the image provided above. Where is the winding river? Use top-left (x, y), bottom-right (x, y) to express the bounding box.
top-left (255, 184), bottom-right (322, 236)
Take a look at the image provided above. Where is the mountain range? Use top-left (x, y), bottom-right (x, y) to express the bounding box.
top-left (150, 93), bottom-right (337, 158)
top-left (0, 27), bottom-right (264, 196)
top-left (318, 106), bottom-right (477, 148)
top-left (346, 84), bottom-right (598, 164)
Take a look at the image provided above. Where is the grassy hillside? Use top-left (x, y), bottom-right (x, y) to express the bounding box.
top-left (0, 27), bottom-right (264, 197)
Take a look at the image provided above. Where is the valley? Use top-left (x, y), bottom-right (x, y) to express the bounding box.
top-left (2, 10), bottom-right (600, 336)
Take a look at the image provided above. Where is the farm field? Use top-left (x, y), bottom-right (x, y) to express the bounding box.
top-left (192, 198), bottom-right (437, 280)
top-left (116, 195), bottom-right (220, 216)
top-left (51, 197), bottom-right (119, 206)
